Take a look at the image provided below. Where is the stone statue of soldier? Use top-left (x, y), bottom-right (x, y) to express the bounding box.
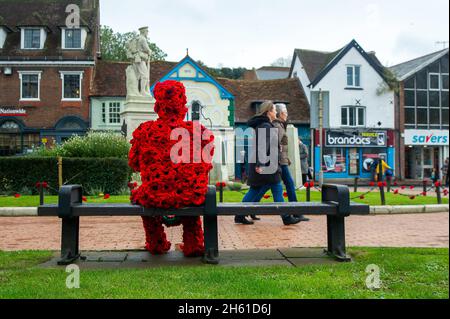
top-left (126, 27), bottom-right (152, 97)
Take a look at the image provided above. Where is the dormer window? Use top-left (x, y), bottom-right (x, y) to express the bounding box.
top-left (21, 27), bottom-right (46, 50)
top-left (346, 65), bottom-right (361, 88)
top-left (61, 28), bottom-right (87, 50)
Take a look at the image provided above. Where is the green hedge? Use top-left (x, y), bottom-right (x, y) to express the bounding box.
top-left (0, 157), bottom-right (132, 195)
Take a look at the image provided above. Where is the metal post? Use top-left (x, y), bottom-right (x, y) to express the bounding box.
top-left (354, 177), bottom-right (359, 193)
top-left (219, 184), bottom-right (224, 203)
top-left (306, 184), bottom-right (311, 202)
top-left (436, 183), bottom-right (442, 205)
top-left (423, 180), bottom-right (427, 196)
top-left (378, 161), bottom-right (386, 206)
top-left (39, 184), bottom-right (44, 206)
top-left (58, 157), bottom-right (63, 189)
top-left (318, 89), bottom-right (324, 187)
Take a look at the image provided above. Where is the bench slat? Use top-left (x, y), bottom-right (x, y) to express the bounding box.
top-left (37, 202), bottom-right (369, 217)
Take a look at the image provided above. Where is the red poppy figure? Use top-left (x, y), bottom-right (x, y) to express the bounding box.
top-left (128, 80), bottom-right (215, 257)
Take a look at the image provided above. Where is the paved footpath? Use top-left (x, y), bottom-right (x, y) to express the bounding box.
top-left (0, 213), bottom-right (448, 251)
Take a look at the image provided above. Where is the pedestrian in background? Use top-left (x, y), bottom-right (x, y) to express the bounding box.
top-left (299, 137), bottom-right (310, 184)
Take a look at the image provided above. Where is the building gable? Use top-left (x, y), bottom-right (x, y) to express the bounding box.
top-left (308, 40), bottom-right (387, 88)
top-left (151, 55), bottom-right (234, 100)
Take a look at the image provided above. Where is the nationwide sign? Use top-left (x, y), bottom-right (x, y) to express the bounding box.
top-left (0, 108), bottom-right (27, 117)
top-left (326, 130), bottom-right (387, 147)
top-left (404, 130), bottom-right (449, 146)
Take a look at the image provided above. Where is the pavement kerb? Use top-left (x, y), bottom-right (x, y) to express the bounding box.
top-left (0, 204), bottom-right (448, 217)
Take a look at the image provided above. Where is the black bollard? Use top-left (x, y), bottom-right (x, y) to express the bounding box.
top-left (306, 183), bottom-right (311, 202)
top-left (387, 177), bottom-right (392, 193)
top-left (423, 180), bottom-right (428, 197)
top-left (219, 183), bottom-right (224, 203)
top-left (39, 183), bottom-right (44, 205)
top-left (436, 182), bottom-right (442, 205)
top-left (354, 177), bottom-right (359, 193)
top-left (378, 161), bottom-right (386, 206)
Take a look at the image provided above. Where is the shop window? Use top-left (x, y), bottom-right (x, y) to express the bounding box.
top-left (429, 73), bottom-right (440, 90)
top-left (416, 70), bottom-right (428, 89)
top-left (416, 91), bottom-right (428, 107)
top-left (405, 90), bottom-right (415, 106)
top-left (442, 91), bottom-right (449, 108)
top-left (362, 148), bottom-right (387, 173)
top-left (442, 74), bottom-right (449, 91)
top-left (429, 91), bottom-right (440, 107)
top-left (322, 148), bottom-right (346, 173)
top-left (416, 108), bottom-right (428, 125)
top-left (441, 57), bottom-right (449, 73)
top-left (405, 107), bottom-right (415, 125)
top-left (429, 108), bottom-right (440, 125)
top-left (442, 109), bottom-right (449, 125)
top-left (404, 77), bottom-right (415, 89)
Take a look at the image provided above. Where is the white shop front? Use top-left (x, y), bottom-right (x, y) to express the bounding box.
top-left (404, 129), bottom-right (449, 180)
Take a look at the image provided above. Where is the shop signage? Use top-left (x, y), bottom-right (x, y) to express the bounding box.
top-left (325, 130), bottom-right (387, 147)
top-left (404, 130), bottom-right (449, 146)
top-left (0, 108), bottom-right (27, 117)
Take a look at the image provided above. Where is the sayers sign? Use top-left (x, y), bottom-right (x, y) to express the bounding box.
top-left (404, 130), bottom-right (449, 146)
top-left (326, 130), bottom-right (387, 147)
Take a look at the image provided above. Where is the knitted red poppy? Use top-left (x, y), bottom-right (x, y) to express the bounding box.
top-left (129, 80), bottom-right (215, 257)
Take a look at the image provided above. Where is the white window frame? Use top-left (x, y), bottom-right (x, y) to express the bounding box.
top-left (18, 71), bottom-right (42, 101)
top-left (61, 28), bottom-right (86, 50)
top-left (346, 65), bottom-right (362, 88)
top-left (108, 102), bottom-right (122, 124)
top-left (341, 106), bottom-right (365, 127)
top-left (429, 73), bottom-right (441, 91)
top-left (21, 27), bottom-right (45, 50)
top-left (59, 71), bottom-right (83, 101)
top-left (101, 101), bottom-right (122, 125)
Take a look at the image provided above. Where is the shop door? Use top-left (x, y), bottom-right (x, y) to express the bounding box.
top-left (422, 147), bottom-right (434, 179)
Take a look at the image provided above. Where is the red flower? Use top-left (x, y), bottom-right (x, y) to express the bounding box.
top-left (377, 182), bottom-right (383, 188)
top-left (401, 186), bottom-right (406, 190)
top-left (309, 181), bottom-right (315, 188)
top-left (383, 182), bottom-right (387, 187)
top-left (82, 196), bottom-right (87, 202)
top-left (409, 186), bottom-right (414, 190)
top-left (393, 190), bottom-right (399, 195)
top-left (369, 182), bottom-right (375, 187)
top-left (42, 182), bottom-right (48, 189)
top-left (304, 183), bottom-right (310, 188)
top-left (104, 194), bottom-right (110, 200)
top-left (409, 196), bottom-right (416, 200)
top-left (421, 192), bottom-right (427, 196)
top-left (435, 181), bottom-right (441, 188)
top-left (393, 182), bottom-right (398, 186)
top-left (263, 194), bottom-right (271, 199)
top-left (14, 193), bottom-right (20, 198)
top-left (283, 192), bottom-right (288, 198)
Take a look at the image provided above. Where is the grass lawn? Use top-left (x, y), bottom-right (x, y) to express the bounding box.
top-left (0, 248), bottom-right (447, 299)
top-left (0, 189), bottom-right (447, 207)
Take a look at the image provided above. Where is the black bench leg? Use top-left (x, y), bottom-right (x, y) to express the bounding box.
top-left (203, 215), bottom-right (219, 265)
top-left (326, 216), bottom-right (351, 262)
top-left (58, 217), bottom-right (80, 265)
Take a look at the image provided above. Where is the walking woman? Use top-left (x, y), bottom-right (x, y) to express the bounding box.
top-left (273, 104), bottom-right (309, 222)
top-left (235, 101), bottom-right (301, 226)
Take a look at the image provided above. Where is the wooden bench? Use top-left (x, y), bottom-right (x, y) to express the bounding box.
top-left (38, 184), bottom-right (370, 265)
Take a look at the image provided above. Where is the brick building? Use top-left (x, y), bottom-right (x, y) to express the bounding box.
top-left (0, 0), bottom-right (99, 155)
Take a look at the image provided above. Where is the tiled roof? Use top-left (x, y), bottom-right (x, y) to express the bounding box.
top-left (217, 78), bottom-right (310, 124)
top-left (0, 0), bottom-right (99, 60)
top-left (91, 60), bottom-right (178, 97)
top-left (390, 49), bottom-right (449, 81)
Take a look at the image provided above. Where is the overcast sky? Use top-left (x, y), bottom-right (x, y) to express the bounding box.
top-left (101, 0), bottom-right (449, 69)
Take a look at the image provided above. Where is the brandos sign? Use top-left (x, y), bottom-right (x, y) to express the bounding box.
top-left (326, 130), bottom-right (387, 147)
